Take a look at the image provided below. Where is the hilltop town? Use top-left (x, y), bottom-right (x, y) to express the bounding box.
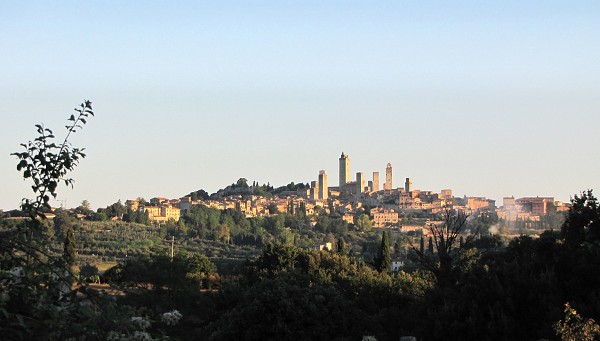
top-left (113, 152), bottom-right (568, 238)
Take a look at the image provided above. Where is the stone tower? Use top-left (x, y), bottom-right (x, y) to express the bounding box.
top-left (356, 172), bottom-right (365, 194)
top-left (384, 163), bottom-right (393, 190)
top-left (405, 178), bottom-right (412, 192)
top-left (310, 180), bottom-right (319, 200)
top-left (372, 172), bottom-right (379, 192)
top-left (318, 170), bottom-right (328, 200)
top-left (339, 152), bottom-right (350, 188)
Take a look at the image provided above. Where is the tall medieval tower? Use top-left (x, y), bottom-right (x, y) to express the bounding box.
top-left (339, 152), bottom-right (350, 188)
top-left (405, 178), bottom-right (413, 192)
top-left (318, 170), bottom-right (328, 200)
top-left (384, 163), bottom-right (393, 190)
top-left (372, 172), bottom-right (380, 192)
top-left (356, 172), bottom-right (365, 194)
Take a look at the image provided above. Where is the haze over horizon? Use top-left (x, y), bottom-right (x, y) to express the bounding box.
top-left (2, 1), bottom-right (599, 210)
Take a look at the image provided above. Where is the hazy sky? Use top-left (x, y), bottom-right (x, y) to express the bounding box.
top-left (1, 1), bottom-right (599, 210)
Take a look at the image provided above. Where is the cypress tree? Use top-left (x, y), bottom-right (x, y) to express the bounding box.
top-left (428, 236), bottom-right (434, 253)
top-left (337, 237), bottom-right (347, 254)
top-left (63, 226), bottom-right (76, 267)
top-left (375, 231), bottom-right (391, 272)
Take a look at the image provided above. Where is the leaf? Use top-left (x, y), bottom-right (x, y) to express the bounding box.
top-left (17, 160), bottom-right (27, 170)
top-left (69, 114), bottom-right (75, 121)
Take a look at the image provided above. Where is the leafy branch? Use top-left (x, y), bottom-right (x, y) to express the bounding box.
top-left (12, 100), bottom-right (94, 220)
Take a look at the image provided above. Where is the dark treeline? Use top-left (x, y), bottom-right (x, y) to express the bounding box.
top-left (81, 190), bottom-right (600, 340)
top-left (4, 189), bottom-right (599, 339)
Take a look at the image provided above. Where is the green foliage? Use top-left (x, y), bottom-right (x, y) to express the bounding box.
top-left (189, 188), bottom-right (210, 201)
top-left (79, 263), bottom-right (99, 279)
top-left (105, 252), bottom-right (217, 317)
top-left (428, 236), bottom-right (434, 254)
top-left (555, 303), bottom-right (600, 341)
top-left (103, 200), bottom-right (127, 219)
top-left (0, 101), bottom-right (144, 339)
top-left (53, 208), bottom-right (75, 240)
top-left (185, 252), bottom-right (217, 280)
top-left (12, 101), bottom-right (94, 219)
top-left (267, 202), bottom-right (279, 215)
top-left (251, 243), bottom-right (303, 277)
top-left (122, 208), bottom-right (151, 225)
top-left (412, 210), bottom-right (478, 288)
top-left (62, 226), bottom-right (77, 266)
top-left (337, 236), bottom-right (347, 254)
top-left (206, 273), bottom-right (364, 340)
top-left (562, 190), bottom-right (600, 248)
top-left (373, 231), bottom-right (391, 273)
top-left (315, 214), bottom-right (349, 236)
top-left (355, 213), bottom-right (372, 231)
top-left (204, 243), bottom-right (406, 340)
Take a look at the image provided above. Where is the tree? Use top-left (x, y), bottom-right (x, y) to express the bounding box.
top-left (189, 189), bottom-right (209, 201)
top-left (355, 214), bottom-right (372, 231)
top-left (12, 101), bottom-right (93, 223)
top-left (412, 210), bottom-right (477, 288)
top-left (267, 203), bottom-right (280, 215)
top-left (561, 190), bottom-right (600, 248)
top-left (554, 303), bottom-right (600, 341)
top-left (337, 237), bottom-right (347, 254)
top-left (217, 224), bottom-right (231, 243)
top-left (53, 208), bottom-right (75, 240)
top-left (236, 178), bottom-right (249, 188)
top-left (108, 200), bottom-right (127, 218)
top-left (79, 263), bottom-right (99, 283)
top-left (63, 226), bottom-right (77, 266)
top-left (136, 209), bottom-right (151, 225)
top-left (3, 101), bottom-right (106, 339)
top-left (298, 201), bottom-right (307, 217)
top-left (92, 210), bottom-right (108, 221)
top-left (373, 231), bottom-right (391, 273)
top-left (184, 253), bottom-right (217, 288)
top-left (74, 199), bottom-right (93, 216)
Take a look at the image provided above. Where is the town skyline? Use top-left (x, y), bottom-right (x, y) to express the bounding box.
top-left (0, 149), bottom-right (583, 211)
top-left (2, 2), bottom-right (599, 210)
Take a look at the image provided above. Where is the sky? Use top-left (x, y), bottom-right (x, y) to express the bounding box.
top-left (1, 1), bottom-right (599, 210)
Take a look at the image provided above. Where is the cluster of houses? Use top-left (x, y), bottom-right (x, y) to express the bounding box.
top-left (121, 185), bottom-right (569, 234)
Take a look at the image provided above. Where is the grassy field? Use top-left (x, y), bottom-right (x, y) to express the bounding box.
top-left (77, 261), bottom-right (118, 274)
top-left (96, 261), bottom-right (118, 273)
